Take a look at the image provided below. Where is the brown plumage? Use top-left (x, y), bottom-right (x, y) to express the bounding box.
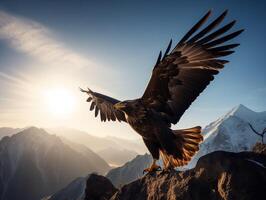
top-left (81, 10), bottom-right (243, 171)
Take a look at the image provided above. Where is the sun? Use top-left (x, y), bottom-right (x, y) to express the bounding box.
top-left (44, 88), bottom-right (76, 118)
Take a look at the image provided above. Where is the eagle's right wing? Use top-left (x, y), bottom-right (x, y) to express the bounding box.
top-left (80, 88), bottom-right (126, 122)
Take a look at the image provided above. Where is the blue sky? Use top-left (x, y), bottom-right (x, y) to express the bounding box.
top-left (0, 0), bottom-right (265, 139)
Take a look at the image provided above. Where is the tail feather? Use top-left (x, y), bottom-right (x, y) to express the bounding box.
top-left (160, 126), bottom-right (203, 168)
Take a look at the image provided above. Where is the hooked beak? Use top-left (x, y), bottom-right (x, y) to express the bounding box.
top-left (114, 102), bottom-right (126, 110)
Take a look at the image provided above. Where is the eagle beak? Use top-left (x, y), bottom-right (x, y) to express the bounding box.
top-left (114, 102), bottom-right (126, 110)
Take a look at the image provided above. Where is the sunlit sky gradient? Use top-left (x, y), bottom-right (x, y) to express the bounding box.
top-left (0, 0), bottom-right (265, 139)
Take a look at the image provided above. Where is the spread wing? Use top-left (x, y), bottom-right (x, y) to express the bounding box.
top-left (142, 10), bottom-right (243, 124)
top-left (80, 88), bottom-right (126, 122)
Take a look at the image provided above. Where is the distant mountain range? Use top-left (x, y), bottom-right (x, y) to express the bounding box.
top-left (48, 128), bottom-right (146, 166)
top-left (0, 126), bottom-right (147, 167)
top-left (48, 128), bottom-right (147, 154)
top-left (0, 127), bottom-right (22, 139)
top-left (0, 127), bottom-right (110, 200)
top-left (97, 147), bottom-right (138, 167)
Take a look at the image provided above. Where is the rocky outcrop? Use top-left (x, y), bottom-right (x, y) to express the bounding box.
top-left (252, 142), bottom-right (266, 154)
top-left (84, 174), bottom-right (117, 200)
top-left (85, 149), bottom-right (266, 200)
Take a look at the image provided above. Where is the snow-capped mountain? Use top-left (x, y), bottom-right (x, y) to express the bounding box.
top-left (187, 104), bottom-right (266, 168)
top-left (0, 127), bottom-right (110, 200)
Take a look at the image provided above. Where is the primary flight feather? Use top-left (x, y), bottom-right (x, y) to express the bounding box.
top-left (81, 10), bottom-right (243, 172)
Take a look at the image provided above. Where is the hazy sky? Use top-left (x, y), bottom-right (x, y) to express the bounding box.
top-left (0, 0), bottom-right (265, 139)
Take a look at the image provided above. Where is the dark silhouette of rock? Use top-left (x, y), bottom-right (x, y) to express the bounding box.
top-left (84, 174), bottom-right (118, 200)
top-left (85, 150), bottom-right (266, 200)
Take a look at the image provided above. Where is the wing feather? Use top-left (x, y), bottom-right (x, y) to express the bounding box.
top-left (80, 88), bottom-right (126, 122)
top-left (142, 10), bottom-right (243, 124)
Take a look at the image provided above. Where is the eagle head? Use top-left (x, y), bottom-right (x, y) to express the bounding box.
top-left (114, 99), bottom-right (143, 116)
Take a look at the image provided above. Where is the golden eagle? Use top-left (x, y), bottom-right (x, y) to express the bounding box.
top-left (81, 10), bottom-right (243, 173)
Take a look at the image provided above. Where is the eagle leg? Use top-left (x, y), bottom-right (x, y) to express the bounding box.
top-left (162, 161), bottom-right (175, 173)
top-left (143, 159), bottom-right (161, 174)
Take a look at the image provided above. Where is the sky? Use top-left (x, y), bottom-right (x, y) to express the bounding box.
top-left (0, 0), bottom-right (265, 139)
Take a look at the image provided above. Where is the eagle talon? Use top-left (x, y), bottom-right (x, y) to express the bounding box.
top-left (143, 160), bottom-right (161, 174)
top-left (160, 166), bottom-right (176, 174)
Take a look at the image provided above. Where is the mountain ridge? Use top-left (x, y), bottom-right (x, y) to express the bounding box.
top-left (0, 127), bottom-right (110, 200)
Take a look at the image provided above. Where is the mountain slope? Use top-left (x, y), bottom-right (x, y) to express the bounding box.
top-left (0, 127), bottom-right (110, 200)
top-left (106, 154), bottom-right (152, 187)
top-left (60, 137), bottom-right (110, 173)
top-left (49, 128), bottom-right (147, 154)
top-left (187, 104), bottom-right (266, 168)
top-left (46, 176), bottom-right (87, 200)
top-left (0, 127), bottom-right (21, 139)
top-left (97, 147), bottom-right (138, 167)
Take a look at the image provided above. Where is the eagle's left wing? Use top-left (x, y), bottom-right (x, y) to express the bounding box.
top-left (80, 88), bottom-right (126, 122)
top-left (141, 10), bottom-right (243, 125)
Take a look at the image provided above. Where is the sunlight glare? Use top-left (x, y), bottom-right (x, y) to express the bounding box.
top-left (44, 88), bottom-right (76, 118)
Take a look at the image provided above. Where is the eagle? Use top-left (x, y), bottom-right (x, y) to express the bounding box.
top-left (80, 10), bottom-right (243, 173)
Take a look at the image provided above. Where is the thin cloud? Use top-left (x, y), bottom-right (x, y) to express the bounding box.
top-left (0, 10), bottom-right (92, 69)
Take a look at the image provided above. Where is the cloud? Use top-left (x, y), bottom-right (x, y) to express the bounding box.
top-left (0, 10), bottom-right (92, 69)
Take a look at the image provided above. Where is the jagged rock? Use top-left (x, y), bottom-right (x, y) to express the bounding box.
top-left (85, 151), bottom-right (266, 200)
top-left (252, 142), bottom-right (266, 154)
top-left (84, 174), bottom-right (118, 200)
top-left (111, 151), bottom-right (266, 200)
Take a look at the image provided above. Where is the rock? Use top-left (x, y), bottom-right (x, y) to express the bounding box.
top-left (85, 150), bottom-right (266, 200)
top-left (252, 142), bottom-right (266, 155)
top-left (111, 151), bottom-right (266, 200)
top-left (84, 174), bottom-right (118, 200)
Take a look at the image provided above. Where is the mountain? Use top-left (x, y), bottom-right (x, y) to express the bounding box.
top-left (106, 154), bottom-right (152, 187)
top-left (106, 105), bottom-right (266, 186)
top-left (0, 127), bottom-right (110, 200)
top-left (49, 128), bottom-right (147, 154)
top-left (49, 128), bottom-right (147, 166)
top-left (45, 176), bottom-right (87, 200)
top-left (0, 127), bottom-right (21, 139)
top-left (85, 148), bottom-right (266, 200)
top-left (104, 136), bottom-right (147, 154)
top-left (59, 137), bottom-right (111, 172)
top-left (187, 104), bottom-right (266, 168)
top-left (97, 147), bottom-right (138, 167)
top-left (47, 173), bottom-right (117, 200)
